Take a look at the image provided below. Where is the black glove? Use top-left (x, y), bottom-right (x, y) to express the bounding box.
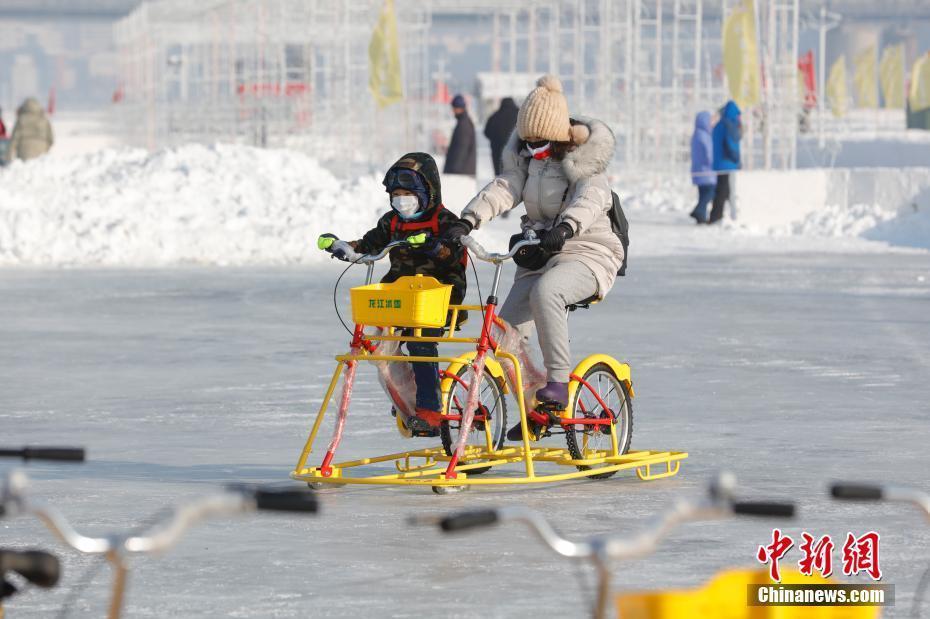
top-left (442, 219), bottom-right (473, 243)
top-left (539, 223), bottom-right (574, 253)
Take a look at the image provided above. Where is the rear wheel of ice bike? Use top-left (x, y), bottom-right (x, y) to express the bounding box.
top-left (564, 363), bottom-right (633, 479)
top-left (440, 365), bottom-right (507, 475)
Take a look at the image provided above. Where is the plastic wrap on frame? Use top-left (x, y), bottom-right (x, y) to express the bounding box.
top-left (452, 351), bottom-right (487, 459)
top-left (372, 331), bottom-right (417, 422)
top-left (492, 319), bottom-right (547, 409)
top-left (326, 358), bottom-right (358, 454)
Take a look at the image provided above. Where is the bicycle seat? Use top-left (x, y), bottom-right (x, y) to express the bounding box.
top-left (567, 295), bottom-right (599, 312)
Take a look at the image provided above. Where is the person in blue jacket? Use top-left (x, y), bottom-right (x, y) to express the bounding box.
top-left (689, 111), bottom-right (716, 223)
top-left (709, 100), bottom-right (741, 224)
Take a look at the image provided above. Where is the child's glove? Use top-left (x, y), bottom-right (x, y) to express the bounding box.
top-left (331, 241), bottom-right (362, 262)
top-left (317, 233), bottom-right (362, 262)
top-left (317, 233), bottom-right (338, 251)
top-left (408, 232), bottom-right (450, 259)
top-left (441, 219), bottom-right (473, 243)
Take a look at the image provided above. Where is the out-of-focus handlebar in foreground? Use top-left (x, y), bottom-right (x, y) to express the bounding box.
top-left (831, 482), bottom-right (930, 519)
top-left (0, 447), bottom-right (85, 462)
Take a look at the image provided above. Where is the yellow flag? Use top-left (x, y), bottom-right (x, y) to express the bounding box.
top-left (879, 44), bottom-right (905, 108)
top-left (826, 56), bottom-right (848, 118)
top-left (853, 46), bottom-right (877, 108)
top-left (722, 0), bottom-right (761, 109)
top-left (909, 53), bottom-right (930, 113)
top-left (368, 0), bottom-right (403, 108)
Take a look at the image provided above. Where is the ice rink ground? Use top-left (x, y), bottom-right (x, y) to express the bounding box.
top-left (2, 252), bottom-right (929, 617)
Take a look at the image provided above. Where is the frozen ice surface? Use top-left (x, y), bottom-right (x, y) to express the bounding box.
top-left (2, 248), bottom-right (929, 617)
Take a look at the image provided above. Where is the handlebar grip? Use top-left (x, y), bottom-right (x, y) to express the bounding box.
top-left (830, 483), bottom-right (884, 501)
top-left (732, 501), bottom-right (796, 518)
top-left (439, 509), bottom-right (499, 532)
top-left (0, 447), bottom-right (86, 462)
top-left (0, 550), bottom-right (61, 588)
top-left (254, 489), bottom-right (319, 513)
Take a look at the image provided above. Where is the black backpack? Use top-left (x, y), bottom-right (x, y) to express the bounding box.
top-left (609, 190), bottom-right (629, 276)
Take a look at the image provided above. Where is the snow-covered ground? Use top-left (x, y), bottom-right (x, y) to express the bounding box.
top-left (1, 143), bottom-right (928, 267)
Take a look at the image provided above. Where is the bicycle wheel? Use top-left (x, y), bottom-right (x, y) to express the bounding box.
top-left (440, 364), bottom-right (507, 475)
top-left (564, 363), bottom-right (633, 479)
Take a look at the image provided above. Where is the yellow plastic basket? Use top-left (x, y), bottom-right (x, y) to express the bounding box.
top-left (350, 275), bottom-right (452, 328)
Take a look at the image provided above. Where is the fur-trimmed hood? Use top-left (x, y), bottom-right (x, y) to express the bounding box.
top-left (503, 115), bottom-right (616, 184)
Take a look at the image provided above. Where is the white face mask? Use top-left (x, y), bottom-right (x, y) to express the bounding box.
top-left (391, 195), bottom-right (422, 219)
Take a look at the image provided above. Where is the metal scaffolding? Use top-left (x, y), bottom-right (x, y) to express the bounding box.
top-left (114, 0), bottom-right (801, 174)
top-left (114, 0), bottom-right (433, 173)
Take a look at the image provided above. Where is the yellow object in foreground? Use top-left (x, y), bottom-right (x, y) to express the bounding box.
top-left (350, 275), bottom-right (452, 328)
top-left (617, 569), bottom-right (880, 619)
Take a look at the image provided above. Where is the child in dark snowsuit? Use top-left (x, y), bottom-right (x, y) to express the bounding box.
top-left (318, 152), bottom-right (467, 435)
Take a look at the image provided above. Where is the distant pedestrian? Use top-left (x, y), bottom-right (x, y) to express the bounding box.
top-left (483, 97), bottom-right (519, 176)
top-left (708, 100), bottom-right (741, 224)
top-left (689, 111), bottom-right (716, 224)
top-left (0, 107), bottom-right (7, 139)
top-left (4, 98), bottom-right (54, 163)
top-left (443, 94), bottom-right (476, 176)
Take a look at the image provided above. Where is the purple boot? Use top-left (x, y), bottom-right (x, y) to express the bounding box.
top-left (536, 381), bottom-right (569, 408)
top-left (505, 381), bottom-right (570, 442)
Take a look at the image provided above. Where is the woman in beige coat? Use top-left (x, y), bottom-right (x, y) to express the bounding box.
top-left (444, 75), bottom-right (623, 439)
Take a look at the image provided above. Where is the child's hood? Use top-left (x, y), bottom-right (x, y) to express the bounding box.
top-left (383, 152), bottom-right (443, 210)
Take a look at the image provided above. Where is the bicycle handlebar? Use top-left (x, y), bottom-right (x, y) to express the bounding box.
top-left (439, 509), bottom-right (499, 532)
top-left (830, 482), bottom-right (930, 519)
top-left (253, 488), bottom-right (319, 513)
top-left (422, 473), bottom-right (796, 562)
top-left (460, 235), bottom-right (540, 264)
top-left (0, 447), bottom-right (86, 462)
top-left (3, 472), bottom-right (318, 556)
top-left (0, 549), bottom-right (61, 589)
top-left (732, 501), bottom-right (796, 518)
top-left (831, 483), bottom-right (884, 501)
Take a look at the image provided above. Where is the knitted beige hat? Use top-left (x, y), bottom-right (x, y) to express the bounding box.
top-left (517, 75), bottom-right (571, 142)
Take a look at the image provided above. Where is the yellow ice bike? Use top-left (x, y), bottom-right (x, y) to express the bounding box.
top-left (292, 235), bottom-right (686, 493)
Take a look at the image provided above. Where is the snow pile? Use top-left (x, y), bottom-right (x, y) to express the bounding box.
top-left (0, 144), bottom-right (387, 266)
top-left (784, 203), bottom-right (900, 238)
top-left (863, 206), bottom-right (930, 250)
top-left (0, 144), bottom-right (927, 267)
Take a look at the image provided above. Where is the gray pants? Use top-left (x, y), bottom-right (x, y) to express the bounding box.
top-left (498, 260), bottom-right (599, 383)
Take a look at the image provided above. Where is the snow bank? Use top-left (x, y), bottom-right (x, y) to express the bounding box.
top-left (0, 144), bottom-right (387, 266)
top-left (0, 144), bottom-right (926, 267)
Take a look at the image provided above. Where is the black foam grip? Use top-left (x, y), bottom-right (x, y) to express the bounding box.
top-left (732, 501), bottom-right (796, 518)
top-left (439, 510), bottom-right (499, 532)
top-left (0, 447), bottom-right (86, 462)
top-left (830, 483), bottom-right (884, 501)
top-left (0, 550), bottom-right (61, 588)
top-left (254, 489), bottom-right (319, 513)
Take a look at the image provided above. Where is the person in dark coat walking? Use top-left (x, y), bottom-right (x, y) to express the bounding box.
top-left (483, 97), bottom-right (519, 176)
top-left (443, 94), bottom-right (476, 176)
top-left (708, 100), bottom-right (741, 224)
